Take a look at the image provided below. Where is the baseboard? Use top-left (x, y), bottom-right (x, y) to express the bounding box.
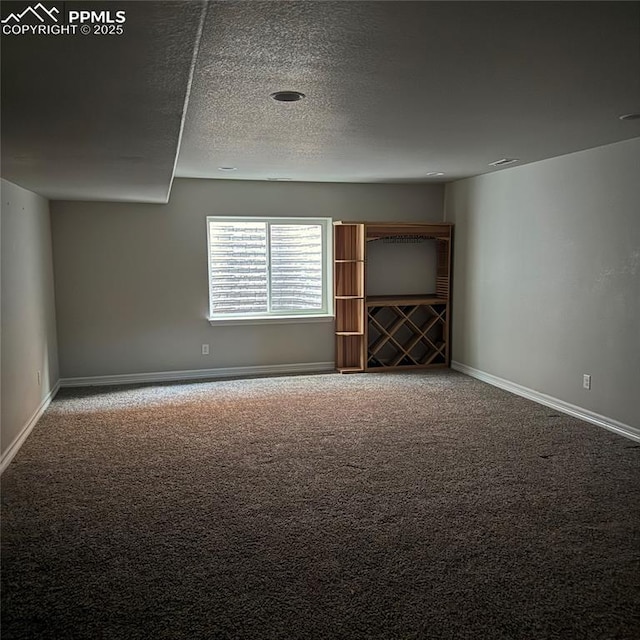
top-left (451, 361), bottom-right (639, 443)
top-left (1, 380), bottom-right (61, 475)
top-left (60, 361), bottom-right (336, 388)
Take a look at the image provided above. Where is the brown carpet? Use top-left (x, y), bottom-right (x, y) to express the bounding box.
top-left (2, 370), bottom-right (639, 639)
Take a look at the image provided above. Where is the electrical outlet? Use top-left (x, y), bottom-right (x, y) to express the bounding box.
top-left (201, 344), bottom-right (210, 356)
top-left (583, 374), bottom-right (591, 390)
top-left (37, 370), bottom-right (41, 385)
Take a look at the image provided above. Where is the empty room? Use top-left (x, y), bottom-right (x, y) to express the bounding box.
top-left (1, 1), bottom-right (639, 638)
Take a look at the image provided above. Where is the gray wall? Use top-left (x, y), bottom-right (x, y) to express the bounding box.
top-left (1, 179), bottom-right (59, 459)
top-left (51, 178), bottom-right (443, 378)
top-left (445, 137), bottom-right (640, 428)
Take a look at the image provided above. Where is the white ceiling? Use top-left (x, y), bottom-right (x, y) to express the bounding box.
top-left (2, 1), bottom-right (640, 202)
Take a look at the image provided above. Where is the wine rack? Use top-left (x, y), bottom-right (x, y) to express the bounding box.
top-left (334, 222), bottom-right (453, 373)
top-left (367, 296), bottom-right (448, 369)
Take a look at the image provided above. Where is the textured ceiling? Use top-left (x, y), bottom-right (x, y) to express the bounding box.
top-left (177, 1), bottom-right (640, 183)
top-left (1, 1), bottom-right (639, 202)
top-left (1, 1), bottom-right (206, 202)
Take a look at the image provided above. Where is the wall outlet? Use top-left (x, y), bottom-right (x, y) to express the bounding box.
top-left (37, 370), bottom-right (41, 386)
top-left (201, 344), bottom-right (210, 355)
top-left (583, 374), bottom-right (591, 390)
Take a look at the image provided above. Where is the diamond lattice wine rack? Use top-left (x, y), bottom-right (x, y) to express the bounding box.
top-left (367, 296), bottom-right (447, 369)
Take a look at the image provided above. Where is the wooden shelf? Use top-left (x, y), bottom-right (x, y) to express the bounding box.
top-left (335, 261), bottom-right (364, 298)
top-left (334, 223), bottom-right (367, 372)
top-left (334, 223), bottom-right (365, 261)
top-left (335, 297), bottom-right (364, 334)
top-left (366, 294), bottom-right (447, 306)
top-left (336, 334), bottom-right (365, 371)
top-left (334, 222), bottom-right (453, 373)
top-left (365, 222), bottom-right (453, 241)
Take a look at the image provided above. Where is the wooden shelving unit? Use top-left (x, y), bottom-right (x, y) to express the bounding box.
top-left (334, 223), bottom-right (366, 372)
top-left (334, 222), bottom-right (453, 373)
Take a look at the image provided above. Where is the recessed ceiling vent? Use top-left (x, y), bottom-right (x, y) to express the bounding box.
top-left (271, 91), bottom-right (305, 102)
top-left (489, 158), bottom-right (519, 167)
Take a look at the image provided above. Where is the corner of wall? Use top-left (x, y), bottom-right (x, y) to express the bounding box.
top-left (1, 178), bottom-right (60, 472)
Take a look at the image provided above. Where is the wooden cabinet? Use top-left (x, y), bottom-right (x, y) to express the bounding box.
top-left (334, 222), bottom-right (453, 372)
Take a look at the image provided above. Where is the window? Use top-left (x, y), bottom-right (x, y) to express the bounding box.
top-left (207, 217), bottom-right (333, 323)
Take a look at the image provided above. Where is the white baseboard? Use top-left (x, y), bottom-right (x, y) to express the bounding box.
top-left (1, 380), bottom-right (61, 475)
top-left (451, 361), bottom-right (639, 443)
top-left (60, 361), bottom-right (336, 388)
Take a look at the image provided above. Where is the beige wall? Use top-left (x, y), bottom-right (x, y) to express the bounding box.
top-left (445, 138), bottom-right (640, 428)
top-left (51, 178), bottom-right (444, 378)
top-left (1, 179), bottom-right (59, 460)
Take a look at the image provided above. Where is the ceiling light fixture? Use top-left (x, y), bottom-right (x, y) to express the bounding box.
top-left (425, 172), bottom-right (444, 177)
top-left (217, 166), bottom-right (237, 171)
top-left (489, 158), bottom-right (519, 167)
top-left (267, 178), bottom-right (292, 181)
top-left (619, 113), bottom-right (640, 121)
top-left (271, 91), bottom-right (305, 102)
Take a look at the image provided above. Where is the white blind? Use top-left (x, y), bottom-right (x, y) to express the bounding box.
top-left (208, 219), bottom-right (326, 317)
top-left (270, 224), bottom-right (323, 311)
top-left (209, 221), bottom-right (268, 314)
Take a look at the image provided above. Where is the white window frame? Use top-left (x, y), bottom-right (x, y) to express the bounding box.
top-left (207, 216), bottom-right (333, 326)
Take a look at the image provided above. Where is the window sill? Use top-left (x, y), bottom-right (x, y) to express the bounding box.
top-left (208, 314), bottom-right (335, 327)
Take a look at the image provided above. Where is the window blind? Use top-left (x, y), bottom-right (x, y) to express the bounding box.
top-left (208, 219), bottom-right (327, 317)
top-left (270, 224), bottom-right (323, 311)
top-left (209, 221), bottom-right (268, 314)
